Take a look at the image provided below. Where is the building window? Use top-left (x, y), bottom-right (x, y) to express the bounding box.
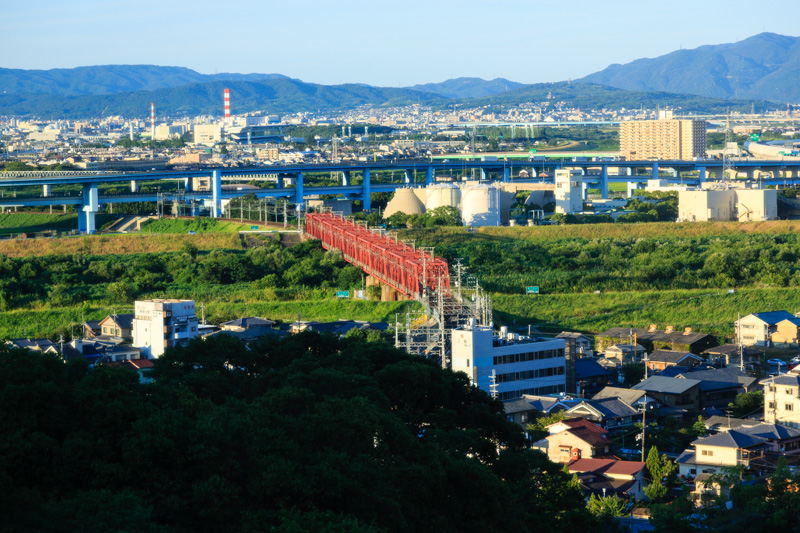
top-left (769, 402), bottom-right (776, 409)
top-left (787, 388), bottom-right (794, 396)
top-left (786, 404), bottom-right (794, 412)
top-left (701, 450), bottom-right (713, 456)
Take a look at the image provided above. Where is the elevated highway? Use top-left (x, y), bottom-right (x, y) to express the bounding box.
top-left (3, 158), bottom-right (800, 233)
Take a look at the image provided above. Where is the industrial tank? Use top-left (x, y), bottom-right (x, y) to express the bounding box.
top-left (460, 184), bottom-right (501, 227)
top-left (425, 183), bottom-right (461, 211)
top-left (383, 188), bottom-right (426, 218)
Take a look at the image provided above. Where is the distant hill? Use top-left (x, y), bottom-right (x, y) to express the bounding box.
top-left (0, 65), bottom-right (289, 96)
top-left (0, 78), bottom-right (445, 118)
top-left (407, 77), bottom-right (524, 99)
top-left (580, 33), bottom-right (800, 103)
top-left (461, 81), bottom-right (778, 114)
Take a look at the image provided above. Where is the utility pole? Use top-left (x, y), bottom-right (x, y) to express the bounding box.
top-left (641, 394), bottom-right (647, 461)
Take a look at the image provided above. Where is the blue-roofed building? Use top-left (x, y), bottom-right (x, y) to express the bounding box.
top-left (735, 310), bottom-right (798, 347)
top-left (575, 357), bottom-right (612, 398)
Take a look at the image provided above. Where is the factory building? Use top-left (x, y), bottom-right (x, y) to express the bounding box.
top-left (554, 169), bottom-right (583, 214)
top-left (194, 124), bottom-right (223, 146)
top-left (132, 299), bottom-right (199, 358)
top-left (677, 188), bottom-right (777, 222)
top-left (620, 119), bottom-right (707, 160)
top-left (451, 322), bottom-right (567, 401)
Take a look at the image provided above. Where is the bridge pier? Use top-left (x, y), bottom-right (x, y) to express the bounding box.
top-left (404, 170), bottom-right (412, 184)
top-left (131, 180), bottom-right (139, 193)
top-left (81, 183), bottom-right (99, 234)
top-left (502, 166), bottom-right (509, 183)
top-left (342, 171), bottom-right (351, 187)
top-left (184, 178), bottom-right (193, 192)
top-left (426, 166), bottom-right (433, 185)
top-left (697, 167), bottom-right (706, 184)
top-left (362, 169), bottom-right (371, 211)
top-left (480, 168), bottom-right (487, 180)
top-left (600, 165), bottom-right (609, 199)
top-left (43, 184), bottom-right (50, 197)
top-left (651, 161), bottom-right (659, 179)
top-left (746, 169), bottom-right (755, 181)
top-left (294, 172), bottom-right (304, 208)
top-left (212, 170), bottom-right (222, 218)
top-left (627, 182), bottom-right (639, 197)
top-left (581, 182), bottom-right (588, 201)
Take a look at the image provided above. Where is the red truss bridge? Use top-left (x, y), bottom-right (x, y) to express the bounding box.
top-left (305, 211), bottom-right (450, 301)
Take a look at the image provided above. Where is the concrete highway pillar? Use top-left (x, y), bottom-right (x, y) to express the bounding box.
top-left (746, 169), bottom-right (755, 181)
top-left (480, 168), bottom-right (487, 180)
top-left (600, 165), bottom-right (609, 200)
top-left (277, 175), bottom-right (285, 189)
top-left (81, 183), bottom-right (98, 234)
top-left (43, 184), bottom-right (50, 197)
top-left (581, 182), bottom-right (588, 201)
top-left (404, 170), bottom-right (412, 184)
top-left (502, 166), bottom-right (509, 183)
top-left (78, 212), bottom-right (87, 233)
top-left (698, 167), bottom-right (706, 184)
top-left (651, 161), bottom-right (659, 178)
top-left (342, 171), bottom-right (351, 186)
top-left (772, 170), bottom-right (780, 180)
top-left (131, 180), bottom-right (139, 193)
top-left (627, 182), bottom-right (638, 197)
top-left (211, 170), bottom-right (222, 218)
top-left (362, 169), bottom-right (371, 211)
top-left (626, 167), bottom-right (632, 176)
top-left (425, 166), bottom-right (433, 185)
top-left (184, 177), bottom-right (193, 192)
top-left (294, 172), bottom-right (304, 208)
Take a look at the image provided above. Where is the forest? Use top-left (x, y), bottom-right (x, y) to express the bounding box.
top-left (0, 334), bottom-right (599, 533)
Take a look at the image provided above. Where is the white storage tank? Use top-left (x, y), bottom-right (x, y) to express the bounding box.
top-left (425, 183), bottom-right (461, 211)
top-left (461, 184), bottom-right (501, 227)
top-left (383, 188), bottom-right (426, 218)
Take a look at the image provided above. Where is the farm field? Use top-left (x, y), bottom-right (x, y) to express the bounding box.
top-left (0, 213), bottom-right (114, 235)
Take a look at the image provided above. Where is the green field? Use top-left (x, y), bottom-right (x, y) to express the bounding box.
top-left (139, 217), bottom-right (259, 233)
top-left (0, 213), bottom-right (114, 235)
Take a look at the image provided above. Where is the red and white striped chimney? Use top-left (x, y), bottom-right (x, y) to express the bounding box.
top-left (224, 88), bottom-right (231, 123)
top-left (150, 102), bottom-right (155, 138)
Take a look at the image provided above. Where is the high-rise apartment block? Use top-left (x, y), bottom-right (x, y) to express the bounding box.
top-left (620, 119), bottom-right (707, 160)
top-left (132, 299), bottom-right (199, 358)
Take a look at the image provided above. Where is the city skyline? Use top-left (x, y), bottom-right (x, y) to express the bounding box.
top-left (5, 0), bottom-right (800, 87)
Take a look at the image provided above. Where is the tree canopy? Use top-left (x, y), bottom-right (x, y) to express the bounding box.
top-left (0, 333), bottom-right (596, 532)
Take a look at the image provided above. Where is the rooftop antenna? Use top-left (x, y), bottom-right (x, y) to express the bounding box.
top-left (489, 369), bottom-right (498, 399)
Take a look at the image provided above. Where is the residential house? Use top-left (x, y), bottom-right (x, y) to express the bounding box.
top-left (6, 338), bottom-right (60, 354)
top-left (735, 311), bottom-right (797, 347)
top-left (772, 317), bottom-right (800, 347)
top-left (287, 320), bottom-right (388, 336)
top-left (575, 357), bottom-right (612, 398)
top-left (671, 367), bottom-right (758, 410)
top-left (205, 317), bottom-right (284, 345)
top-left (596, 325), bottom-right (717, 354)
top-left (532, 418), bottom-right (613, 463)
top-left (566, 457), bottom-right (647, 501)
top-left (762, 374), bottom-right (800, 428)
top-left (603, 343), bottom-right (647, 366)
top-left (676, 423), bottom-right (800, 477)
top-left (593, 386), bottom-right (661, 411)
top-left (82, 320), bottom-right (102, 339)
top-left (98, 313), bottom-right (134, 342)
top-left (563, 397), bottom-right (641, 432)
top-left (503, 394), bottom-right (580, 433)
top-left (690, 473), bottom-right (730, 507)
top-left (632, 376), bottom-right (701, 412)
top-left (702, 344), bottom-right (762, 368)
top-left (645, 350), bottom-right (703, 373)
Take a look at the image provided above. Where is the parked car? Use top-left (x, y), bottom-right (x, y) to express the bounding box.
top-left (767, 358), bottom-right (788, 367)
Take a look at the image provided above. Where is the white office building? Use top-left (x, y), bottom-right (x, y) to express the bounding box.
top-left (451, 323), bottom-right (566, 401)
top-left (132, 299), bottom-right (199, 358)
top-left (554, 169), bottom-right (583, 214)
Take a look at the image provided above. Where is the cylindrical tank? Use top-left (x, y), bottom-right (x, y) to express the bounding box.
top-left (460, 184), bottom-right (501, 227)
top-left (383, 188), bottom-right (426, 218)
top-left (425, 183), bottom-right (461, 211)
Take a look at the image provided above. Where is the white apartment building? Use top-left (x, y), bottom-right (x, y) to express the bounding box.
top-left (451, 323), bottom-right (566, 401)
top-left (735, 311), bottom-right (797, 347)
top-left (132, 299), bottom-right (199, 358)
top-left (554, 169), bottom-right (583, 214)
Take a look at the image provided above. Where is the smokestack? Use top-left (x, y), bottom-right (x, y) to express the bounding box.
top-left (150, 103), bottom-right (155, 139)
top-left (129, 123), bottom-right (134, 141)
top-left (224, 89), bottom-right (231, 123)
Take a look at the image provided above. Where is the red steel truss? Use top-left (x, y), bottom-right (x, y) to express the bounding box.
top-left (305, 212), bottom-right (450, 299)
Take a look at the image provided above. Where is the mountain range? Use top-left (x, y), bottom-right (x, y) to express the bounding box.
top-left (580, 32), bottom-right (800, 103)
top-left (1, 33), bottom-right (796, 118)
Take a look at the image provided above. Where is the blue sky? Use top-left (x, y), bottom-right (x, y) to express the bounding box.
top-left (5, 0), bottom-right (800, 86)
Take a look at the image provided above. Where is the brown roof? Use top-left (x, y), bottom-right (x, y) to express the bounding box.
top-left (560, 418), bottom-right (608, 435)
top-left (567, 458), bottom-right (646, 477)
top-left (566, 427), bottom-right (612, 448)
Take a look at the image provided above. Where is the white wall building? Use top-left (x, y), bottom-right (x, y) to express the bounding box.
top-left (451, 323), bottom-right (566, 401)
top-left (132, 299), bottom-right (199, 358)
top-left (194, 124), bottom-right (222, 146)
top-left (554, 169), bottom-right (583, 214)
top-left (678, 189), bottom-right (777, 222)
